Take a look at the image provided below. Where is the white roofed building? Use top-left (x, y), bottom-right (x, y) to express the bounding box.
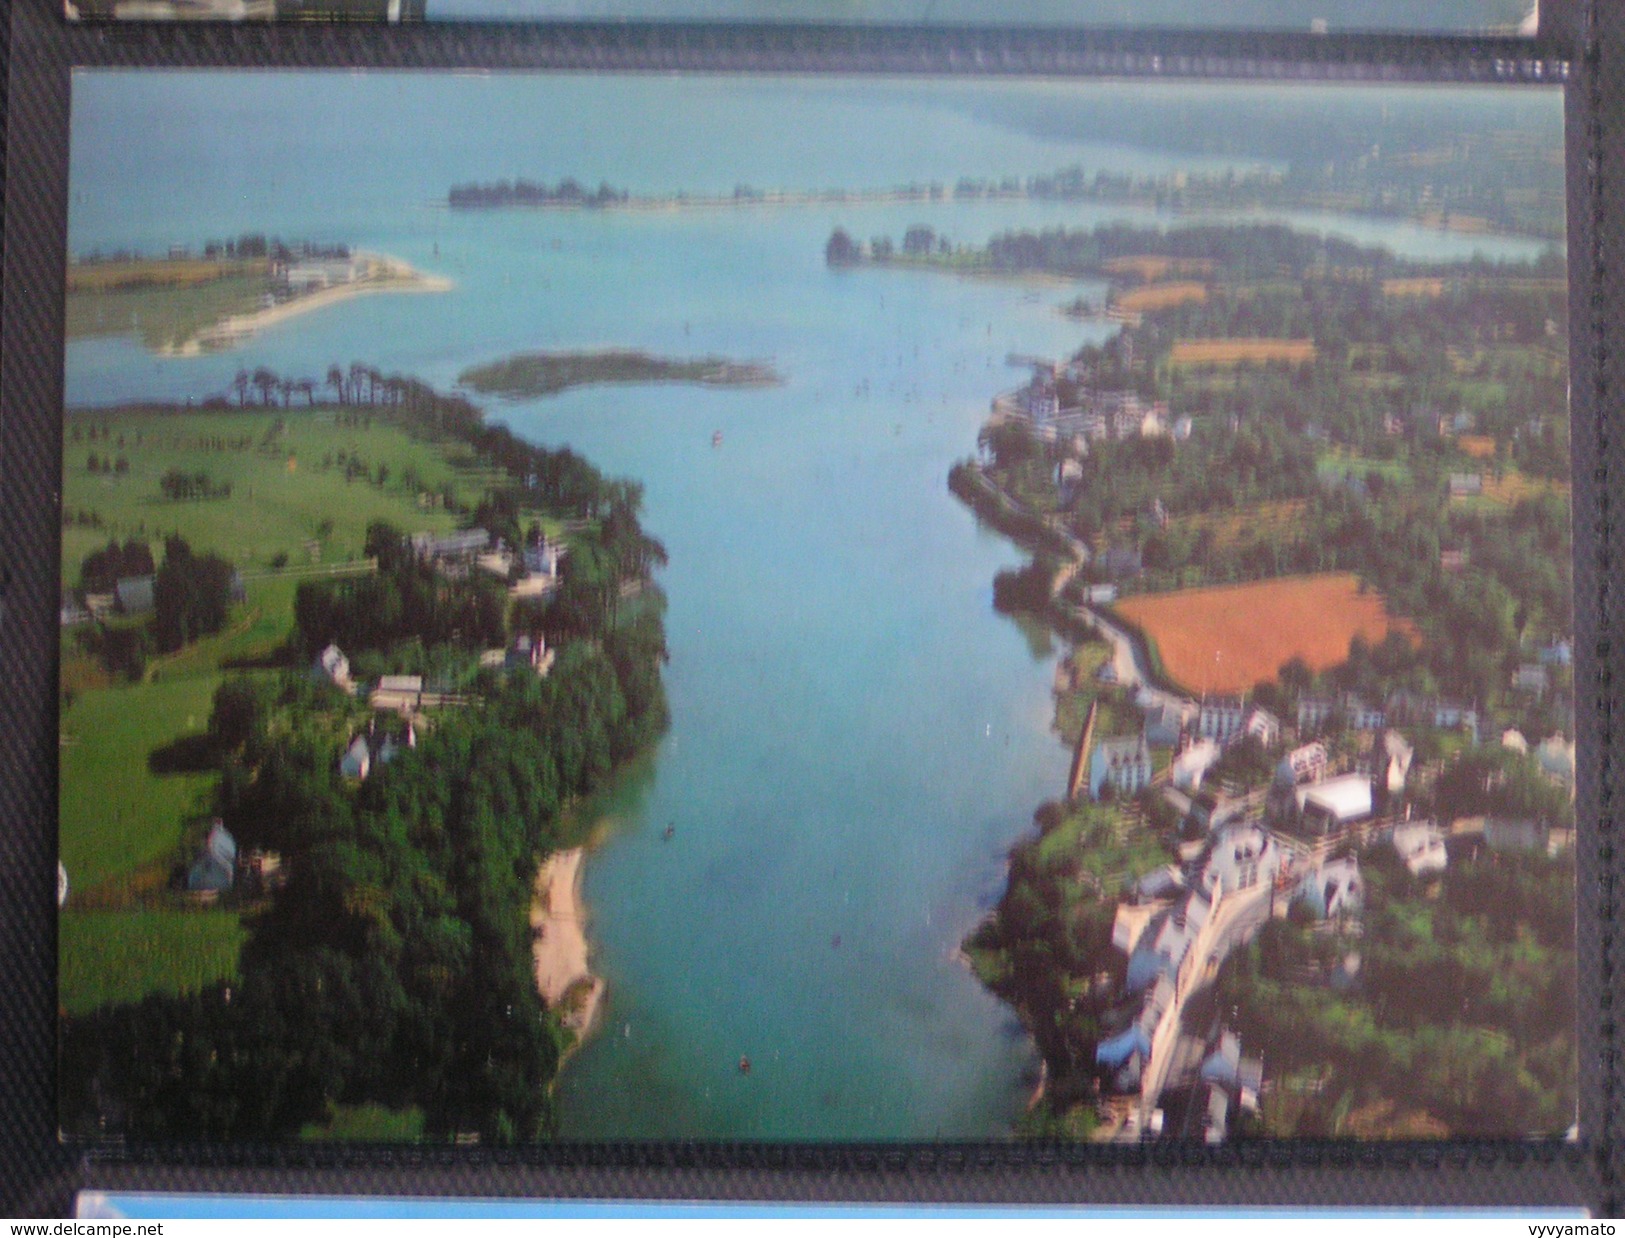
top-left (314, 643), bottom-right (352, 691)
top-left (1125, 892), bottom-right (1211, 994)
top-left (1537, 734), bottom-right (1576, 786)
top-left (1294, 773), bottom-right (1374, 835)
top-left (1198, 823), bottom-right (1281, 900)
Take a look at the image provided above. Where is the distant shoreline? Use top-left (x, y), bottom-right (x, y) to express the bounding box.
top-left (444, 183), bottom-right (1561, 244)
top-left (161, 252), bottom-right (451, 357)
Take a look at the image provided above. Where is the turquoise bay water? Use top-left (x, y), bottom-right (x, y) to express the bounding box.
top-left (66, 73), bottom-right (1559, 1139)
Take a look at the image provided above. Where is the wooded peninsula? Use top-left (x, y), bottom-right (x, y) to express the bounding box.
top-left (59, 369), bottom-right (669, 1143)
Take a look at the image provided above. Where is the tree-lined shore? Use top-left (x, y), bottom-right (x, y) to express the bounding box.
top-left (59, 373), bottom-right (669, 1143)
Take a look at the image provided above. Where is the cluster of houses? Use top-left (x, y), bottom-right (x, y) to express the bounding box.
top-left (61, 570), bottom-right (247, 628)
top-left (315, 631), bottom-right (553, 783)
top-left (274, 255), bottom-right (363, 296)
top-left (1077, 639), bottom-right (1581, 1137)
top-left (183, 819), bottom-right (282, 900)
top-left (408, 525), bottom-right (565, 599)
top-left (993, 364), bottom-right (1191, 451)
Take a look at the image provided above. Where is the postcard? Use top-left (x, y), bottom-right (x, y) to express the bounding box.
top-left (58, 72), bottom-right (1574, 1144)
top-left (63, 0), bottom-right (1542, 33)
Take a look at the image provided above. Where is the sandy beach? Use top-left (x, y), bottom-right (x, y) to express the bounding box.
top-left (163, 253), bottom-right (451, 356)
top-left (531, 847), bottom-right (605, 1045)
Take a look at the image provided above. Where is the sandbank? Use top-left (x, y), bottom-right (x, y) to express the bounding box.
top-left (162, 252), bottom-right (452, 357)
top-left (531, 846), bottom-right (605, 1045)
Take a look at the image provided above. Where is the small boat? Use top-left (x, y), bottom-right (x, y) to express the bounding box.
top-left (711, 430), bottom-right (724, 447)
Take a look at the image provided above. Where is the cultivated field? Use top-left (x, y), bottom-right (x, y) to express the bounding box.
top-left (1101, 255), bottom-right (1216, 282)
top-left (1381, 277), bottom-right (1448, 298)
top-left (1112, 282), bottom-right (1208, 314)
top-left (67, 257), bottom-right (275, 352)
top-left (67, 257), bottom-right (266, 294)
top-left (1452, 467), bottom-right (1570, 509)
top-left (1112, 571), bottom-right (1415, 695)
top-left (1167, 338), bottom-right (1317, 368)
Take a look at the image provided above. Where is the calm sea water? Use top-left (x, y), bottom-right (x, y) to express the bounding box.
top-left (67, 73), bottom-right (1559, 1139)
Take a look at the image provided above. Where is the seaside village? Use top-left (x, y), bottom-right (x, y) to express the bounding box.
top-left (988, 356), bottom-right (1575, 1143)
top-left (123, 525), bottom-right (567, 905)
top-left (1058, 641), bottom-right (1574, 1143)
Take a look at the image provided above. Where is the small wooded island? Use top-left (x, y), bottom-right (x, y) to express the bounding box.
top-left (459, 350), bottom-right (782, 400)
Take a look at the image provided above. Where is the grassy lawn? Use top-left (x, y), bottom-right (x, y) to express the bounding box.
top-left (144, 575), bottom-right (307, 683)
top-left (1315, 449), bottom-right (1413, 486)
top-left (65, 274), bottom-right (271, 353)
top-left (62, 408), bottom-right (479, 582)
top-left (59, 908), bottom-right (246, 1016)
top-left (59, 675), bottom-right (220, 891)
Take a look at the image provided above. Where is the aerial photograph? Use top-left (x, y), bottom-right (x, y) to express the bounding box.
top-left (57, 72), bottom-right (1574, 1144)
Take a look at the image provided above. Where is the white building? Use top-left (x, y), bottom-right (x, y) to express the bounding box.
top-left (1297, 696), bottom-right (1337, 733)
top-left (1295, 773), bottom-right (1374, 834)
top-left (1090, 736), bottom-right (1153, 801)
top-left (1170, 738), bottom-right (1222, 793)
top-left (1198, 696), bottom-right (1248, 743)
top-left (1391, 819), bottom-right (1449, 878)
top-left (1298, 856), bottom-right (1363, 920)
top-left (1243, 705), bottom-right (1281, 748)
top-left (1276, 741), bottom-right (1328, 788)
top-left (1198, 823), bottom-right (1281, 900)
top-left (339, 733), bottom-right (372, 781)
top-left (370, 674), bottom-right (425, 714)
top-left (314, 643), bottom-right (352, 692)
top-left (1537, 734), bottom-right (1576, 785)
top-left (1125, 892), bottom-right (1211, 993)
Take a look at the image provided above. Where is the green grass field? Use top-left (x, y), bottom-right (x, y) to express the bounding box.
top-left (1315, 448), bottom-right (1414, 487)
top-left (59, 675), bottom-right (220, 891)
top-left (144, 574), bottom-right (306, 683)
top-left (59, 908), bottom-right (247, 1016)
top-left (62, 408), bottom-right (488, 584)
top-left (65, 274), bottom-right (271, 353)
top-left (58, 403), bottom-right (535, 1020)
